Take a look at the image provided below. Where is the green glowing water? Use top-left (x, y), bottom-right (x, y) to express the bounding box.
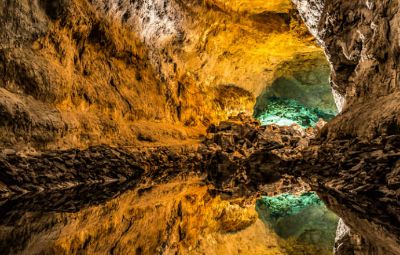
top-left (255, 97), bottom-right (336, 128)
top-left (257, 192), bottom-right (339, 255)
top-left (257, 192), bottom-right (323, 219)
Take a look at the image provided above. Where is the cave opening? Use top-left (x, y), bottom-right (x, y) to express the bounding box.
top-left (3, 0), bottom-right (394, 253)
top-left (253, 53), bottom-right (338, 128)
top-left (249, 32), bottom-right (340, 255)
top-left (257, 192), bottom-right (339, 255)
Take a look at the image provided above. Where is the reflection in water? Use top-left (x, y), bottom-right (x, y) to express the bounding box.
top-left (257, 192), bottom-right (339, 255)
top-left (0, 177), bottom-right (339, 255)
top-left (0, 179), bottom-right (141, 255)
top-left (0, 180), bottom-right (140, 225)
top-left (0, 177), bottom-right (289, 255)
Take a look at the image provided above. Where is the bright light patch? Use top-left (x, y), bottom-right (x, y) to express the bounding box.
top-left (255, 97), bottom-right (336, 128)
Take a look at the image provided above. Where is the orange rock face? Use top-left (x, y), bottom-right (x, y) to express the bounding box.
top-left (0, 0), bottom-right (327, 150)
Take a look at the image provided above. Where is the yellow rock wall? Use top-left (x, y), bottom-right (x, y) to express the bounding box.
top-left (0, 178), bottom-right (287, 255)
top-left (0, 0), bottom-right (326, 149)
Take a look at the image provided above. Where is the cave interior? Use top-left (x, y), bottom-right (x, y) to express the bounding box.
top-left (0, 0), bottom-right (399, 255)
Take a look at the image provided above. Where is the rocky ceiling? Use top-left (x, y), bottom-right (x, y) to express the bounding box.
top-left (1, 1), bottom-right (400, 255)
top-left (0, 0), bottom-right (329, 150)
top-left (208, 0), bottom-right (292, 13)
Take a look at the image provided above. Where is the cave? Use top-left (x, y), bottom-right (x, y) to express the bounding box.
top-left (257, 192), bottom-right (339, 255)
top-left (254, 53), bottom-right (338, 127)
top-left (0, 1), bottom-right (399, 255)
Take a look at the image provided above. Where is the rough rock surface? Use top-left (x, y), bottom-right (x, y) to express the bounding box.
top-left (200, 114), bottom-right (314, 197)
top-left (0, 145), bottom-right (199, 199)
top-left (0, 115), bottom-right (315, 254)
top-left (1, 113), bottom-right (399, 254)
top-left (293, 0), bottom-right (400, 138)
top-left (285, 135), bottom-right (400, 255)
top-left (0, 0), bottom-right (327, 149)
top-left (290, 1), bottom-right (400, 254)
top-left (0, 0), bottom-right (188, 148)
top-left (0, 114), bottom-right (312, 199)
top-left (0, 177), bottom-right (282, 255)
top-left (1, 0), bottom-right (400, 254)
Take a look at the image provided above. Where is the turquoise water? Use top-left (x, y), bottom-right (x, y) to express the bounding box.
top-left (257, 192), bottom-right (324, 219)
top-left (255, 97), bottom-right (336, 128)
top-left (256, 192), bottom-right (339, 254)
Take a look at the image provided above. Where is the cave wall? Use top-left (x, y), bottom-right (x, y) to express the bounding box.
top-left (293, 0), bottom-right (400, 139)
top-left (0, 0), bottom-right (180, 149)
top-left (254, 51), bottom-right (337, 116)
top-left (291, 0), bottom-right (400, 254)
top-left (0, 177), bottom-right (287, 255)
top-left (0, 1), bottom-right (399, 254)
top-left (0, 0), bottom-right (324, 150)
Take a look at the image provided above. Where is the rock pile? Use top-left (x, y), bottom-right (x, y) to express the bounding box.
top-left (0, 145), bottom-right (205, 199)
top-left (0, 114), bottom-right (315, 199)
top-left (1, 114), bottom-right (398, 253)
top-left (200, 114), bottom-right (315, 197)
top-left (0, 146), bottom-right (144, 198)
